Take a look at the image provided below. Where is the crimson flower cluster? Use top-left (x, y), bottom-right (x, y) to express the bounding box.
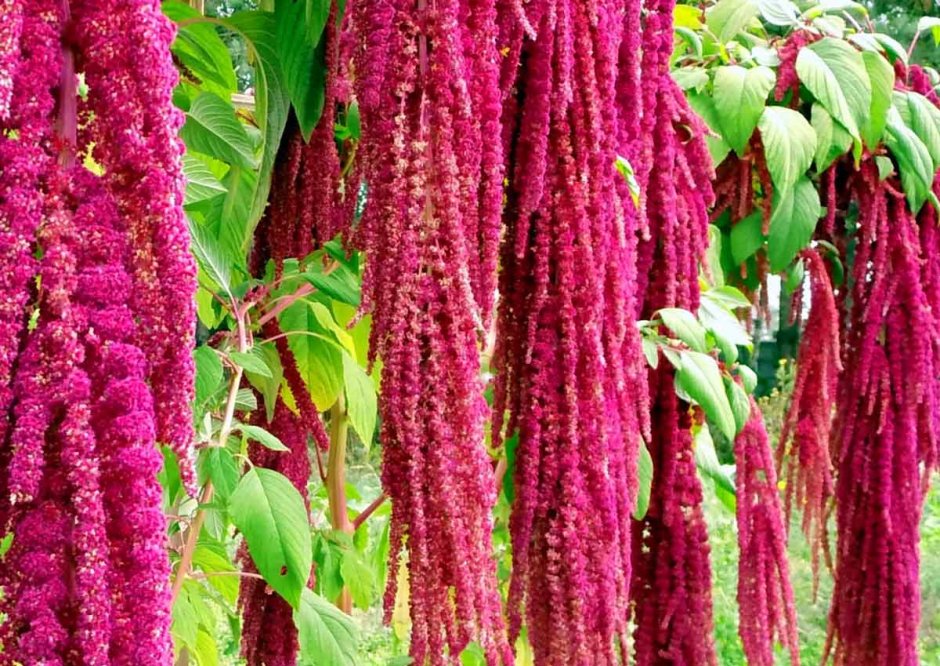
top-left (736, 402), bottom-right (799, 666)
top-left (492, 0), bottom-right (649, 661)
top-left (352, 0), bottom-right (510, 661)
top-left (629, 0), bottom-right (721, 661)
top-left (0, 1), bottom-right (194, 662)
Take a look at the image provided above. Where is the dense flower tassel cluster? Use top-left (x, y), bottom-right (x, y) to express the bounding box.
top-left (0, 0), bottom-right (22, 119)
top-left (492, 0), bottom-right (649, 661)
top-left (353, 0), bottom-right (511, 661)
top-left (1, 1), bottom-right (189, 662)
top-left (735, 402), bottom-right (800, 666)
top-left (629, 0), bottom-right (718, 660)
top-left (776, 248), bottom-right (840, 585)
top-left (72, 0), bottom-right (197, 487)
top-left (823, 161), bottom-right (938, 666)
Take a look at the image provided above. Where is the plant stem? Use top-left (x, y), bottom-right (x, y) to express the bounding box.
top-left (352, 493), bottom-right (387, 530)
top-left (170, 309), bottom-right (249, 604)
top-left (326, 395), bottom-right (353, 613)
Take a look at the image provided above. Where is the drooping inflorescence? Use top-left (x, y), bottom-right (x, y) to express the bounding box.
top-left (776, 247), bottom-right (840, 587)
top-left (491, 0), bottom-right (649, 661)
top-left (0, 1), bottom-right (193, 662)
top-left (736, 402), bottom-right (800, 666)
top-left (823, 157), bottom-right (938, 666)
top-left (352, 0), bottom-right (511, 661)
top-left (629, 0), bottom-right (719, 660)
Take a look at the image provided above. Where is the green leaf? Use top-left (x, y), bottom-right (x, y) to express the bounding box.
top-left (758, 106), bottom-right (816, 192)
top-left (275, 0), bottom-right (326, 140)
top-left (192, 542), bottom-right (240, 605)
top-left (861, 50), bottom-right (895, 148)
top-left (194, 629), bottom-right (220, 666)
top-left (194, 346), bottom-right (224, 412)
top-left (768, 177), bottom-right (822, 272)
top-left (757, 0), bottom-right (799, 26)
top-left (343, 354), bottom-right (377, 448)
top-left (222, 12), bottom-right (292, 231)
top-left (230, 467), bottom-right (313, 608)
top-left (884, 107), bottom-right (935, 212)
top-left (189, 217), bottom-right (236, 300)
top-left (279, 301), bottom-right (344, 410)
top-left (693, 426), bottom-right (737, 511)
top-left (615, 155), bottom-right (641, 207)
top-left (245, 343), bottom-right (285, 423)
top-left (726, 377), bottom-right (751, 433)
top-left (703, 285), bottom-right (752, 309)
top-left (181, 92), bottom-right (258, 169)
top-left (239, 423), bottom-right (290, 452)
top-left (183, 154), bottom-right (227, 207)
top-left (676, 351), bottom-right (737, 440)
top-left (905, 92), bottom-right (940, 169)
top-left (699, 295), bottom-right (751, 348)
top-left (230, 350), bottom-right (274, 378)
top-left (730, 210), bottom-right (764, 264)
top-left (641, 337), bottom-right (660, 369)
top-left (713, 65), bottom-right (776, 155)
top-left (294, 588), bottom-right (360, 666)
top-left (875, 154), bottom-right (895, 180)
top-left (686, 92), bottom-right (732, 166)
top-left (706, 0), bottom-right (759, 43)
top-left (305, 264), bottom-right (361, 307)
top-left (811, 103), bottom-right (852, 171)
top-left (737, 365), bottom-right (758, 392)
top-left (795, 38), bottom-right (870, 147)
top-left (202, 447), bottom-right (240, 503)
top-left (918, 16), bottom-right (940, 46)
top-left (658, 308), bottom-right (709, 353)
top-left (164, 1), bottom-right (238, 95)
top-left (339, 547), bottom-right (375, 609)
top-left (633, 440), bottom-right (654, 520)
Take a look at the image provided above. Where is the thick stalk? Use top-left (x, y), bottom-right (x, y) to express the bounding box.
top-left (170, 311), bottom-right (248, 603)
top-left (327, 395), bottom-right (353, 613)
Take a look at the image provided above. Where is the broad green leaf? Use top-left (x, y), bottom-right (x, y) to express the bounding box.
top-left (694, 426), bottom-right (737, 511)
top-left (222, 12), bottom-right (291, 230)
top-left (194, 346), bottom-right (223, 412)
top-left (658, 308), bottom-right (709, 353)
top-left (703, 285), bottom-right (752, 309)
top-left (339, 546), bottom-right (375, 609)
top-left (343, 354), bottom-right (377, 448)
top-left (208, 165), bottom-right (258, 262)
top-left (784, 257), bottom-right (805, 294)
top-left (918, 16), bottom-right (940, 45)
top-left (171, 586), bottom-right (200, 649)
top-left (730, 210), bottom-right (764, 264)
top-left (245, 343), bottom-right (285, 423)
top-left (795, 38), bottom-right (870, 145)
top-left (675, 3), bottom-right (704, 28)
top-left (294, 588), bottom-right (360, 666)
top-left (280, 300), bottom-right (345, 410)
top-left (905, 92), bottom-right (940, 168)
top-left (737, 365), bottom-right (758, 393)
top-left (673, 66), bottom-right (708, 91)
top-left (312, 533), bottom-right (346, 601)
top-left (194, 630), bottom-right (220, 666)
top-left (181, 92), bottom-right (258, 170)
top-left (275, 0), bottom-right (326, 140)
top-left (873, 33), bottom-right (908, 65)
top-left (183, 154), bottom-right (227, 207)
top-left (189, 217), bottom-right (236, 300)
top-left (757, 0), bottom-right (799, 26)
top-left (758, 106), bottom-right (816, 192)
top-left (686, 92), bottom-right (732, 166)
top-left (726, 378), bottom-right (752, 433)
top-left (676, 351), bottom-right (737, 440)
top-left (713, 65), bottom-right (776, 155)
top-left (875, 154), bottom-right (895, 180)
top-left (884, 107), bottom-right (934, 212)
top-left (861, 50), bottom-right (894, 148)
top-left (305, 264), bottom-right (361, 307)
top-left (230, 350), bottom-right (274, 378)
top-left (230, 467), bottom-right (313, 608)
top-left (202, 447), bottom-right (239, 503)
top-left (768, 177), bottom-right (822, 272)
top-left (699, 296), bottom-right (751, 348)
top-left (192, 542), bottom-right (239, 605)
top-left (641, 337), bottom-right (660, 369)
top-left (163, 2), bottom-right (238, 95)
top-left (706, 0), bottom-right (759, 43)
top-left (239, 423), bottom-right (290, 452)
top-left (811, 103), bottom-right (852, 171)
top-left (633, 440), bottom-right (654, 520)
